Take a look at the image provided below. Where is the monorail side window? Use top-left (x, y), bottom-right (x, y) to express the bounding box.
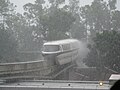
top-left (62, 44), bottom-right (70, 51)
top-left (43, 45), bottom-right (60, 52)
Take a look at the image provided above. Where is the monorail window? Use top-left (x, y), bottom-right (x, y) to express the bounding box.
top-left (43, 45), bottom-right (60, 52)
top-left (62, 44), bottom-right (70, 51)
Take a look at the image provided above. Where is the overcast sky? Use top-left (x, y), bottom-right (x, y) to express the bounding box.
top-left (10, 0), bottom-right (120, 14)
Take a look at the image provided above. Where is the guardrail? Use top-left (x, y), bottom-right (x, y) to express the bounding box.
top-left (0, 60), bottom-right (51, 76)
top-left (20, 79), bottom-right (109, 84)
top-left (0, 80), bottom-right (110, 90)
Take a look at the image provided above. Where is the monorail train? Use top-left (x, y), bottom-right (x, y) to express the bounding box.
top-left (42, 39), bottom-right (80, 65)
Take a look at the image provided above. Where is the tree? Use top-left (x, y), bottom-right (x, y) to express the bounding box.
top-left (80, 0), bottom-right (111, 39)
top-left (0, 0), bottom-right (16, 29)
top-left (0, 0), bottom-right (18, 63)
top-left (84, 30), bottom-right (120, 72)
top-left (82, 0), bottom-right (120, 73)
top-left (0, 29), bottom-right (18, 63)
top-left (23, 0), bottom-right (75, 41)
top-left (108, 0), bottom-right (117, 10)
top-left (111, 10), bottom-right (120, 31)
top-left (45, 9), bottom-right (75, 41)
top-left (62, 0), bottom-right (87, 40)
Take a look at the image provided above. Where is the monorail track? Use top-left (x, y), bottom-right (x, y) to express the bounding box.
top-left (0, 60), bottom-right (75, 81)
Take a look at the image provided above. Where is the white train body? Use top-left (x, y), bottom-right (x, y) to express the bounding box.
top-left (42, 39), bottom-right (80, 65)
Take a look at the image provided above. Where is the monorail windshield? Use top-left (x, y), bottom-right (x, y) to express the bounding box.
top-left (43, 45), bottom-right (60, 52)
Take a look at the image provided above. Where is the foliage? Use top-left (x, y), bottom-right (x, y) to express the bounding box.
top-left (80, 0), bottom-right (110, 38)
top-left (23, 0), bottom-right (75, 41)
top-left (82, 0), bottom-right (120, 72)
top-left (45, 9), bottom-right (75, 41)
top-left (0, 0), bottom-right (16, 29)
top-left (0, 0), bottom-right (18, 63)
top-left (84, 30), bottom-right (120, 72)
top-left (0, 29), bottom-right (18, 63)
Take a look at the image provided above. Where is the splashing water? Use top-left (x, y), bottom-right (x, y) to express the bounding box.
top-left (76, 41), bottom-right (89, 67)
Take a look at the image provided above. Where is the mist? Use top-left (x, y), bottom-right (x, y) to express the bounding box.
top-left (76, 41), bottom-right (89, 67)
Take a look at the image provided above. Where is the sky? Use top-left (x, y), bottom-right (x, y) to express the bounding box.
top-left (10, 0), bottom-right (35, 13)
top-left (10, 0), bottom-right (120, 14)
